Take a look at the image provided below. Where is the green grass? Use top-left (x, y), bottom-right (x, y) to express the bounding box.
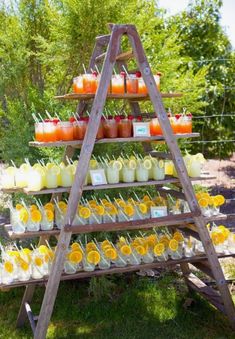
top-left (0, 273), bottom-right (234, 339)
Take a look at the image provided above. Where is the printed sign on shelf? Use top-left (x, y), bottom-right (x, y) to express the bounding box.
top-left (90, 169), bottom-right (107, 186)
top-left (150, 206), bottom-right (168, 218)
top-left (133, 122), bottom-right (150, 137)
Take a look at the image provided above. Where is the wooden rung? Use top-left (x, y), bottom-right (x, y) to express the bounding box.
top-left (25, 302), bottom-right (37, 334)
top-left (0, 253), bottom-right (233, 291)
top-left (185, 273), bottom-right (225, 313)
top-left (95, 50), bottom-right (134, 62)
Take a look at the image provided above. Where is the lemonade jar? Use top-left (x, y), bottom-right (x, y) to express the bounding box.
top-left (84, 249), bottom-right (100, 271)
top-left (27, 168), bottom-right (45, 191)
top-left (165, 160), bottom-right (174, 176)
top-left (64, 250), bottom-right (83, 274)
top-left (152, 159), bottom-right (165, 180)
top-left (27, 209), bottom-right (41, 232)
top-left (135, 203), bottom-right (150, 220)
top-left (103, 204), bottom-right (117, 223)
top-left (61, 165), bottom-right (75, 187)
top-left (17, 253), bottom-right (31, 282)
top-left (11, 206), bottom-right (28, 234)
top-left (40, 208), bottom-right (54, 231)
top-left (135, 245), bottom-right (154, 264)
top-left (1, 257), bottom-right (16, 285)
top-left (55, 202), bottom-right (67, 229)
top-left (1, 166), bottom-right (16, 189)
top-left (184, 237), bottom-right (195, 258)
top-left (136, 158), bottom-right (151, 182)
top-left (106, 160), bottom-right (122, 184)
top-left (45, 166), bottom-right (60, 189)
top-left (31, 252), bottom-right (45, 279)
top-left (153, 243), bottom-right (168, 262)
top-left (15, 164), bottom-right (31, 188)
top-left (122, 161), bottom-right (136, 183)
top-left (168, 239), bottom-right (183, 260)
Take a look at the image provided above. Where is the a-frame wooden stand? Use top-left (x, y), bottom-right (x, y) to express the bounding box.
top-left (3, 24), bottom-right (235, 338)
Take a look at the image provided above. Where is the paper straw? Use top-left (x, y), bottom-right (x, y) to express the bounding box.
top-left (55, 112), bottom-right (61, 121)
top-left (133, 192), bottom-right (140, 202)
top-left (95, 65), bottom-right (100, 74)
top-left (10, 160), bottom-right (17, 168)
top-left (82, 64), bottom-right (87, 74)
top-left (32, 113), bottom-right (39, 123)
top-left (38, 113), bottom-right (44, 122)
top-left (122, 65), bottom-right (130, 78)
top-left (45, 110), bottom-right (52, 120)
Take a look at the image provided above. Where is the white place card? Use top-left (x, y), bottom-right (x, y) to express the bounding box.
top-left (90, 169), bottom-right (107, 186)
top-left (150, 206), bottom-right (168, 218)
top-left (133, 122), bottom-right (150, 137)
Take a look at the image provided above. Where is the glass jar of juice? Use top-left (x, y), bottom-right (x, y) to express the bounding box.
top-left (82, 74), bottom-right (97, 94)
top-left (43, 121), bottom-right (57, 142)
top-left (169, 117), bottom-right (179, 134)
top-left (73, 120), bottom-right (87, 140)
top-left (117, 118), bottom-right (132, 138)
top-left (126, 75), bottom-right (138, 94)
top-left (96, 118), bottom-right (104, 139)
top-left (122, 166), bottom-right (135, 183)
top-left (73, 76), bottom-right (84, 93)
top-left (103, 118), bottom-right (118, 138)
top-left (59, 122), bottom-right (74, 141)
top-left (154, 72), bottom-right (161, 91)
top-left (138, 78), bottom-right (148, 95)
top-left (106, 166), bottom-right (120, 184)
top-left (111, 74), bottom-right (125, 94)
top-left (51, 118), bottom-right (61, 141)
top-left (35, 122), bottom-right (44, 142)
top-left (150, 118), bottom-right (162, 136)
top-left (136, 163), bottom-right (149, 182)
top-left (178, 114), bottom-right (192, 134)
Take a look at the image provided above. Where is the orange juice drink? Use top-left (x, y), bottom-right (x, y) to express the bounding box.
top-left (111, 75), bottom-right (125, 94)
top-left (59, 122), bottom-right (74, 141)
top-left (169, 117), bottom-right (179, 134)
top-left (178, 115), bottom-right (192, 134)
top-left (83, 74), bottom-right (97, 94)
top-left (43, 121), bottom-right (57, 142)
top-left (150, 118), bottom-right (162, 136)
top-left (73, 76), bottom-right (83, 93)
top-left (35, 122), bottom-right (44, 142)
top-left (138, 78), bottom-right (148, 94)
top-left (73, 120), bottom-right (87, 140)
top-left (126, 75), bottom-right (138, 94)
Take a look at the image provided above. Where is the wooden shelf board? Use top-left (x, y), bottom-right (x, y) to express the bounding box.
top-left (28, 133), bottom-right (200, 148)
top-left (1, 253), bottom-right (233, 291)
top-left (54, 92), bottom-right (183, 101)
top-left (1, 174), bottom-right (215, 196)
top-left (4, 213), bottom-right (234, 240)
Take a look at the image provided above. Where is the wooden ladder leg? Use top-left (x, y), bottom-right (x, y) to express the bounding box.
top-left (126, 25), bottom-right (235, 329)
top-left (34, 27), bottom-right (122, 339)
top-left (16, 285), bottom-right (36, 328)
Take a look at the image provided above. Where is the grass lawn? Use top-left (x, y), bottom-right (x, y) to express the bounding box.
top-left (0, 272), bottom-right (234, 339)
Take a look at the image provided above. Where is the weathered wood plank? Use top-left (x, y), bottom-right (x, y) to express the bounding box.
top-left (28, 133), bottom-right (200, 149)
top-left (54, 92), bottom-right (183, 101)
top-left (185, 273), bottom-right (225, 313)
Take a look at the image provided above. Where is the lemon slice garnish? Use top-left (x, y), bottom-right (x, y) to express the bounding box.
top-left (112, 160), bottom-right (122, 171)
top-left (158, 160), bottom-right (164, 169)
top-left (89, 159), bottom-right (98, 169)
top-left (128, 159), bottom-right (137, 170)
top-left (20, 163), bottom-right (31, 172)
top-left (143, 159), bottom-right (152, 170)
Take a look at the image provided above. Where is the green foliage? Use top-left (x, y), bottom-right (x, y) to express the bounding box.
top-left (0, 0), bottom-right (234, 164)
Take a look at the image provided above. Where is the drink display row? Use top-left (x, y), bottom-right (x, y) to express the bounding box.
top-left (34, 113), bottom-right (193, 143)
top-left (1, 224), bottom-right (234, 285)
top-left (0, 152), bottom-right (206, 191)
top-left (73, 71), bottom-right (161, 95)
top-left (8, 189), bottom-right (225, 235)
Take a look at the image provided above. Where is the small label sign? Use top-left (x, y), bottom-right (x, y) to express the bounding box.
top-left (90, 169), bottom-right (107, 186)
top-left (150, 206), bottom-right (168, 218)
top-left (133, 122), bottom-right (150, 137)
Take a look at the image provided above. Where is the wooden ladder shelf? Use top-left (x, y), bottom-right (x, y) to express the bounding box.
top-left (1, 24), bottom-right (235, 338)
